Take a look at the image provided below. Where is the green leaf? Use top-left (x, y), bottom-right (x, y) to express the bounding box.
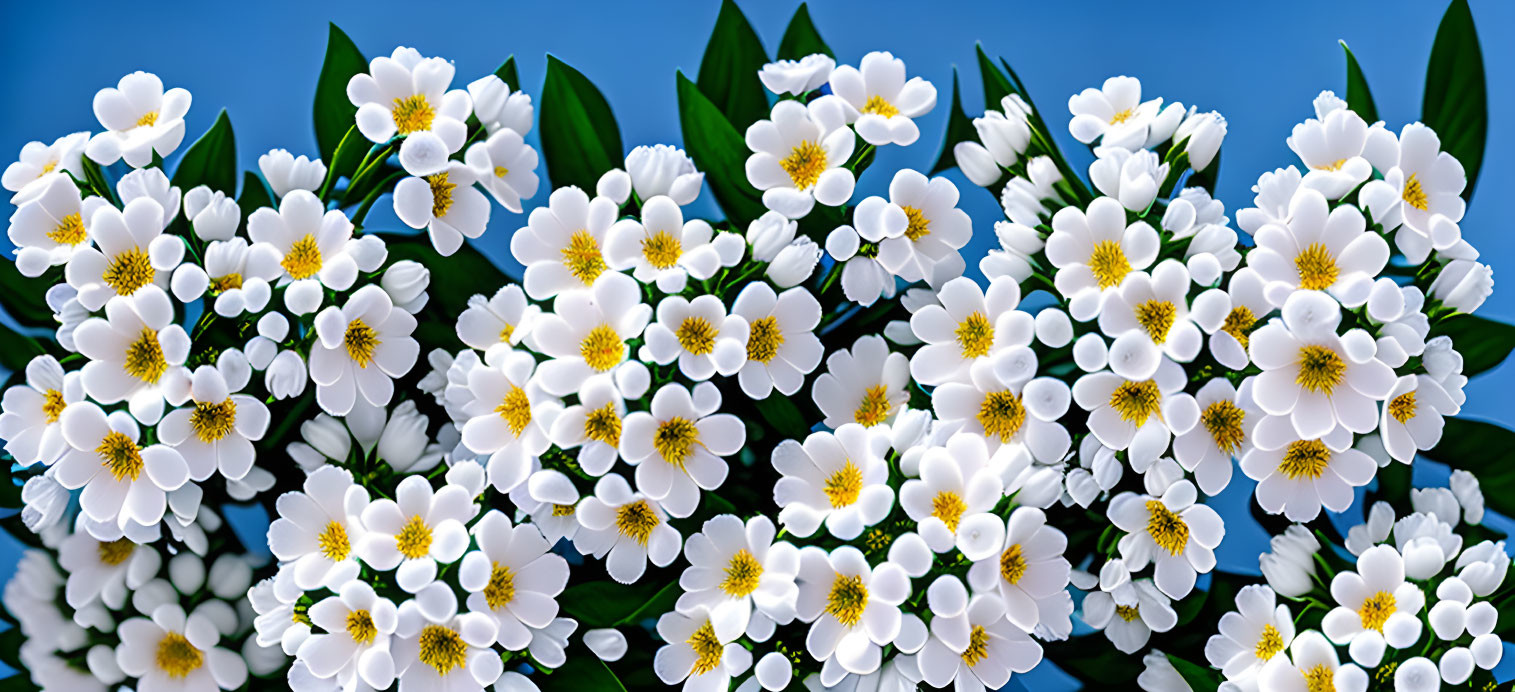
top-left (494, 55), bottom-right (520, 91)
top-left (0, 261), bottom-right (53, 328)
top-left (1166, 654), bottom-right (1222, 692)
top-left (1340, 41), bottom-right (1379, 124)
top-left (558, 580), bottom-right (678, 628)
top-left (930, 69), bottom-right (979, 175)
top-left (777, 3), bottom-right (833, 60)
top-left (1420, 418), bottom-right (1515, 518)
top-left (386, 239), bottom-right (508, 318)
top-left (1422, 0), bottom-right (1487, 202)
top-left (237, 171), bottom-right (273, 220)
top-left (0, 324), bottom-right (45, 374)
top-left (1041, 637), bottom-right (1144, 685)
top-left (1427, 314), bottom-right (1515, 377)
top-left (696, 0), bottom-right (771, 132)
top-left (313, 23), bottom-right (368, 166)
top-left (324, 125), bottom-right (372, 194)
top-left (540, 55), bottom-right (623, 192)
top-left (976, 44), bottom-right (1014, 110)
top-left (171, 110), bottom-right (236, 196)
top-left (676, 72), bottom-right (766, 227)
top-left (754, 394), bottom-right (809, 440)
top-left (540, 652), bottom-right (628, 692)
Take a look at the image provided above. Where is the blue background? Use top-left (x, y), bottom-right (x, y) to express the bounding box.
top-left (2, 0), bottom-right (1513, 688)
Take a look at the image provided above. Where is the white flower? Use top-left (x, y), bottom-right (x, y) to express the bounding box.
top-left (182, 185), bottom-right (241, 241)
top-left (1359, 122), bottom-right (1466, 240)
top-left (4, 131), bottom-right (88, 204)
top-left (1090, 146), bottom-right (1169, 212)
top-left (1260, 630), bottom-right (1368, 692)
top-left (730, 282), bottom-right (823, 399)
top-left (459, 511), bottom-right (568, 649)
top-left (1287, 92), bottom-right (1375, 199)
top-left (467, 75), bottom-right (534, 136)
top-left (1321, 545), bottom-right (1425, 667)
top-left (677, 514), bottom-right (800, 641)
top-left (827, 51), bottom-right (936, 146)
top-left (813, 335), bottom-right (910, 430)
top-left (359, 474), bottom-right (477, 593)
top-left (512, 186), bottom-right (619, 299)
top-left (918, 593), bottom-right (1041, 691)
top-left (247, 189), bottom-right (385, 314)
top-left (980, 221), bottom-right (1044, 285)
top-left (1244, 421), bottom-right (1376, 522)
top-left (74, 286), bottom-right (190, 424)
top-left (382, 259), bottom-right (430, 313)
top-left (1098, 259), bottom-right (1203, 380)
top-left (645, 294), bottom-right (750, 380)
top-left (456, 284), bottom-right (538, 352)
top-left (1175, 108), bottom-right (1227, 171)
top-left (746, 210), bottom-right (798, 262)
top-left (1165, 188), bottom-right (1240, 284)
top-left (1379, 374), bottom-right (1458, 463)
top-left (654, 606), bottom-right (752, 691)
top-left (1367, 283), bottom-right (1429, 368)
top-left (258, 149), bottom-right (326, 198)
top-left (1067, 76), bottom-right (1169, 149)
top-left (1191, 267), bottom-right (1270, 370)
top-left (907, 276), bottom-right (1028, 386)
top-left (607, 196), bottom-right (741, 292)
top-left (1204, 585), bottom-right (1294, 685)
top-left (1065, 435), bottom-right (1123, 508)
top-left (1259, 525), bottom-right (1321, 599)
top-left (573, 473), bottom-right (682, 584)
top-left (296, 580), bottom-right (398, 690)
top-left (86, 72), bottom-right (191, 168)
top-left (622, 382), bottom-right (743, 518)
top-left (966, 506), bottom-right (1072, 634)
top-left (825, 224), bottom-right (895, 307)
top-left (0, 355), bottom-right (82, 466)
top-left (347, 46), bottom-right (471, 175)
top-left (767, 237), bottom-right (822, 288)
top-left (1346, 501), bottom-right (1396, 556)
top-left (1172, 377), bottom-right (1257, 496)
top-left (394, 161), bottom-right (491, 256)
top-left (58, 529), bottom-right (158, 610)
top-left (20, 474), bottom-right (70, 532)
top-left (459, 347), bottom-right (557, 494)
top-left (1245, 187), bottom-right (1387, 308)
top-left (956, 94), bottom-right (1035, 187)
top-left (1046, 196), bottom-right (1159, 321)
top-left (1450, 470), bottom-right (1484, 525)
top-left (310, 285), bottom-right (419, 415)
top-left (7, 176), bottom-right (101, 277)
top-left (899, 436), bottom-right (1005, 558)
top-left (65, 197), bottom-right (183, 310)
top-left (1137, 649), bottom-right (1192, 692)
top-left (392, 584), bottom-right (501, 691)
top-left (759, 54), bottom-right (835, 95)
top-left (999, 157), bottom-right (1064, 226)
top-left (546, 375), bottom-right (628, 478)
top-left (1082, 579), bottom-right (1177, 654)
top-left (266, 350), bottom-right (309, 401)
top-left (158, 355), bottom-right (269, 482)
top-left (1429, 259), bottom-right (1493, 314)
top-left (267, 464), bottom-right (369, 591)
top-left (1109, 479), bottom-right (1224, 598)
top-left (934, 358), bottom-right (1072, 471)
top-left (795, 546), bottom-right (911, 680)
top-left (116, 604), bottom-right (247, 691)
top-left (744, 98), bottom-right (855, 218)
top-left (465, 128), bottom-right (539, 213)
top-left (773, 425), bottom-right (893, 540)
top-left (851, 169), bottom-right (971, 286)
top-left (1073, 358), bottom-right (1196, 470)
top-left (623, 144), bottom-right (704, 206)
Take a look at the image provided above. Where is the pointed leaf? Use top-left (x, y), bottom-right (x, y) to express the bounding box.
top-left (494, 55), bottom-right (520, 91)
top-left (0, 261), bottom-right (55, 328)
top-left (676, 71), bottom-right (766, 227)
top-left (1340, 41), bottom-right (1379, 124)
top-left (1428, 314), bottom-right (1515, 377)
top-left (312, 23), bottom-right (367, 165)
top-left (1420, 418), bottom-right (1515, 518)
top-left (931, 69), bottom-right (978, 175)
top-left (237, 171), bottom-right (273, 220)
top-left (540, 55), bottom-right (623, 192)
top-left (1167, 654), bottom-right (1222, 692)
top-left (1422, 0), bottom-right (1487, 202)
top-left (697, 0), bottom-right (772, 132)
top-left (172, 110), bottom-right (236, 196)
top-left (777, 3), bottom-right (833, 60)
top-left (976, 44), bottom-right (1014, 110)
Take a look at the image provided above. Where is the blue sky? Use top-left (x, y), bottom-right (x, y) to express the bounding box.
top-left (1, 0), bottom-right (1512, 687)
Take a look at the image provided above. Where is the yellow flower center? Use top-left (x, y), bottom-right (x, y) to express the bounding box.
top-left (1134, 300), bottom-right (1176, 344)
top-left (417, 624), bottom-right (468, 676)
top-left (1316, 158), bottom-right (1349, 172)
top-left (282, 234), bottom-right (323, 280)
top-left (97, 430), bottom-right (143, 482)
top-left (1221, 306), bottom-right (1256, 348)
top-left (580, 323), bottom-right (624, 372)
top-left (136, 111), bottom-right (160, 128)
top-left (1295, 345), bottom-right (1346, 394)
top-left (103, 246), bottom-right (155, 296)
top-left (41, 389), bottom-right (66, 424)
top-left (391, 94), bottom-right (435, 136)
top-left (560, 229), bottom-right (607, 286)
top-left (210, 273), bottom-right (243, 293)
top-left (1358, 590), bottom-right (1396, 632)
top-left (1304, 663), bottom-right (1335, 692)
top-left (688, 621), bottom-right (725, 676)
top-left (1279, 440), bottom-right (1331, 480)
top-left (584, 401), bottom-right (622, 447)
top-left (1089, 240), bottom-right (1131, 290)
top-left (318, 520), bottom-right (350, 562)
top-left (1294, 243), bottom-right (1339, 291)
top-left (931, 491), bottom-right (967, 532)
top-left (1402, 173), bottom-right (1428, 211)
top-left (1146, 500), bottom-right (1190, 555)
top-left (1255, 623), bottom-right (1284, 661)
top-left (615, 499), bottom-right (660, 546)
top-left (654, 417), bottom-right (699, 470)
top-left (1115, 604), bottom-right (1141, 622)
top-left (493, 166), bottom-right (509, 179)
top-left (346, 609), bottom-right (376, 646)
top-left (484, 562), bottom-right (516, 610)
top-left (826, 573), bottom-right (868, 627)
top-left (861, 94), bottom-right (900, 118)
top-left (746, 316), bottom-right (784, 364)
top-left (123, 327), bottom-right (167, 384)
top-left (720, 549), bottom-right (764, 598)
top-left (961, 625), bottom-right (991, 667)
top-left (823, 459), bottom-right (863, 508)
top-left (154, 631), bottom-right (203, 679)
top-left (1109, 108), bottom-right (1135, 125)
top-left (495, 385), bottom-right (533, 438)
top-left (498, 322), bottom-right (515, 343)
top-left (676, 316), bottom-right (717, 355)
top-left (1201, 400), bottom-right (1247, 455)
top-left (41, 161), bottom-right (58, 174)
top-left (428, 172), bottom-right (455, 218)
top-left (901, 205), bottom-right (931, 242)
top-left (999, 543), bottom-right (1027, 584)
top-left (97, 538), bottom-right (135, 566)
top-left (47, 213), bottom-right (86, 246)
top-left (551, 503), bottom-right (576, 517)
top-left (1388, 391), bottom-right (1417, 424)
top-left (641, 229), bottom-right (682, 270)
top-left (954, 312), bottom-right (994, 359)
top-left (780, 140), bottom-right (827, 191)
top-left (189, 399), bottom-right (237, 443)
top-left (978, 390), bottom-right (1027, 443)
top-left (344, 319), bottom-right (380, 368)
top-left (1110, 380), bottom-right (1162, 426)
top-left (853, 385), bottom-right (894, 427)
top-left (395, 515), bottom-right (433, 560)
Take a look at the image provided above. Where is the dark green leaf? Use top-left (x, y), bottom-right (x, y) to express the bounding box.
top-left (494, 55), bottom-right (520, 91)
top-left (0, 627), bottom-right (25, 679)
top-left (171, 110), bottom-right (236, 196)
top-left (696, 0), bottom-right (771, 131)
top-left (558, 579), bottom-right (677, 628)
top-left (676, 72), bottom-right (766, 227)
top-left (313, 23), bottom-right (368, 165)
top-left (237, 171), bottom-right (273, 221)
top-left (326, 126), bottom-right (371, 193)
top-left (976, 44), bottom-right (1014, 110)
top-left (1042, 637), bottom-right (1143, 685)
top-left (1429, 313), bottom-right (1515, 378)
top-left (777, 3), bottom-right (833, 60)
top-left (1167, 654), bottom-right (1222, 692)
top-left (755, 394), bottom-right (809, 440)
top-left (540, 651), bottom-right (628, 691)
top-left (1420, 418), bottom-right (1515, 518)
top-left (0, 324), bottom-right (45, 374)
top-left (0, 261), bottom-right (53, 328)
top-left (540, 55), bottom-right (623, 192)
top-left (1340, 41), bottom-right (1379, 124)
top-left (930, 69), bottom-right (980, 175)
top-left (1422, 0), bottom-right (1487, 202)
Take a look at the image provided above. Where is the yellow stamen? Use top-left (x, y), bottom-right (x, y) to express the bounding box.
top-left (154, 631), bottom-right (203, 679)
top-left (136, 111), bottom-right (160, 128)
top-left (428, 172), bottom-right (455, 218)
top-left (97, 538), bottom-right (135, 566)
top-left (318, 521), bottom-right (350, 562)
top-left (954, 312), bottom-right (994, 359)
top-left (493, 166), bottom-right (509, 179)
top-left (346, 609), bottom-right (376, 646)
top-left (282, 234), bottom-right (323, 280)
top-left (391, 95), bottom-right (435, 136)
top-left (676, 317), bottom-right (717, 355)
top-left (1388, 391), bottom-right (1417, 424)
top-left (395, 515), bottom-right (433, 560)
top-left (47, 213), bottom-right (86, 246)
top-left (190, 399), bottom-right (237, 443)
top-left (615, 499), bottom-right (660, 546)
top-left (417, 624), bottom-right (467, 676)
top-left (931, 491), bottom-right (967, 532)
top-left (999, 543), bottom-right (1027, 584)
top-left (979, 390), bottom-right (1026, 443)
top-left (853, 385), bottom-right (894, 427)
top-left (1279, 440), bottom-right (1330, 480)
top-left (584, 401), bottom-right (622, 447)
top-left (861, 94), bottom-right (899, 118)
top-left (960, 625), bottom-right (991, 667)
top-left (344, 319), bottom-right (380, 368)
top-left (720, 549), bottom-right (764, 598)
top-left (1109, 380), bottom-right (1162, 426)
top-left (653, 417), bottom-right (699, 470)
top-left (780, 141), bottom-right (827, 190)
top-left (495, 385), bottom-right (532, 438)
top-left (746, 316), bottom-right (784, 364)
top-left (688, 621), bottom-right (725, 675)
top-left (1115, 604), bottom-right (1141, 621)
top-left (1358, 590), bottom-right (1396, 632)
top-left (900, 205), bottom-right (930, 241)
top-left (580, 324), bottom-right (624, 372)
top-left (823, 460), bottom-right (863, 508)
top-left (210, 273), bottom-right (243, 293)
top-left (41, 389), bottom-right (66, 424)
top-left (1134, 300), bottom-right (1176, 344)
top-left (641, 230), bottom-right (682, 270)
top-left (1201, 400), bottom-right (1246, 455)
top-left (1402, 173), bottom-right (1428, 211)
top-left (1146, 500), bottom-right (1190, 555)
top-left (97, 431), bottom-right (143, 482)
top-left (1109, 108), bottom-right (1134, 125)
top-left (1089, 240), bottom-right (1131, 290)
top-left (124, 327), bottom-right (167, 384)
top-left (103, 247), bottom-right (155, 295)
top-left (1295, 345), bottom-right (1345, 395)
top-left (1294, 243), bottom-right (1339, 291)
top-left (1255, 623), bottom-right (1284, 661)
top-left (825, 573), bottom-right (868, 627)
top-left (1221, 306), bottom-right (1256, 349)
top-left (560, 230), bottom-right (607, 286)
top-left (484, 562), bottom-right (516, 610)
top-left (1303, 663), bottom-right (1335, 692)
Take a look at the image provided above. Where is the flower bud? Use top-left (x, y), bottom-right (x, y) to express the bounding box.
top-left (757, 54), bottom-right (835, 96)
top-left (183, 185), bottom-right (241, 241)
top-left (584, 628), bottom-right (627, 662)
top-left (953, 141), bottom-right (1002, 187)
top-left (378, 400), bottom-right (430, 471)
top-left (1175, 109), bottom-right (1226, 171)
top-left (746, 210), bottom-right (797, 262)
top-left (766, 238), bottom-right (821, 288)
top-left (265, 350), bottom-right (308, 400)
top-left (258, 148), bottom-right (326, 198)
top-left (596, 168), bottom-right (631, 205)
top-left (1430, 259), bottom-right (1493, 313)
top-left (20, 474), bottom-right (68, 532)
top-left (382, 260), bottom-right (431, 313)
top-left (625, 144), bottom-right (703, 206)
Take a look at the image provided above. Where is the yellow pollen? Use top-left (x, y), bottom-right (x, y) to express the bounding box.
top-left (954, 312), bottom-right (994, 359)
top-left (1388, 391), bottom-right (1417, 424)
top-left (498, 322), bottom-right (515, 343)
top-left (1201, 400), bottom-right (1247, 455)
top-left (123, 327), bottom-right (167, 384)
top-left (641, 229), bottom-right (682, 270)
top-left (1221, 306), bottom-right (1256, 348)
top-left (1255, 623), bottom-right (1284, 661)
top-left (495, 385), bottom-right (533, 438)
top-left (826, 573), bottom-right (868, 627)
top-left (1115, 604), bottom-right (1141, 622)
top-left (484, 562), bottom-right (516, 610)
top-left (1294, 243), bottom-right (1339, 291)
top-left (560, 229), bottom-right (607, 286)
top-left (615, 499), bottom-right (660, 546)
top-left (318, 521), bottom-right (351, 562)
top-left (282, 234), bottom-right (323, 280)
top-left (343, 319), bottom-right (380, 368)
top-left (551, 503), bottom-right (576, 517)
top-left (210, 273), bottom-right (243, 293)
top-left (780, 140), bottom-right (827, 190)
top-left (1279, 440), bottom-right (1331, 480)
top-left (395, 515), bottom-right (433, 560)
top-left (580, 323), bottom-right (624, 372)
top-left (136, 111), bottom-right (160, 128)
top-left (416, 624), bottom-right (468, 676)
top-left (979, 390), bottom-right (1027, 443)
top-left (1089, 240), bottom-right (1131, 290)
top-left (746, 316), bottom-right (784, 364)
top-left (1358, 590), bottom-right (1396, 632)
top-left (653, 417), bottom-right (700, 471)
top-left (41, 161), bottom-right (57, 174)
top-left (676, 316), bottom-right (717, 355)
top-left (1146, 500), bottom-right (1190, 555)
top-left (823, 460), bottom-right (863, 508)
top-left (999, 543), bottom-right (1027, 584)
top-left (1402, 173), bottom-right (1428, 211)
top-left (1316, 158), bottom-right (1349, 172)
top-left (292, 602), bottom-right (311, 626)
top-left (687, 621), bottom-right (725, 676)
top-left (427, 173), bottom-right (455, 218)
top-left (390, 94), bottom-right (435, 136)
top-left (97, 538), bottom-right (135, 566)
top-left (861, 94), bottom-right (899, 118)
top-left (901, 205), bottom-right (931, 241)
top-left (584, 401), bottom-right (622, 447)
top-left (1109, 108), bottom-right (1135, 125)
top-left (720, 549), bottom-right (764, 598)
top-left (346, 609), bottom-right (376, 646)
top-left (189, 398), bottom-right (237, 443)
top-left (493, 166), bottom-right (509, 178)
top-left (1295, 345), bottom-right (1346, 394)
top-left (154, 631), bottom-right (203, 679)
top-left (931, 491), bottom-right (967, 532)
top-left (47, 213), bottom-right (86, 246)
top-left (1134, 300), bottom-right (1176, 344)
top-left (960, 625), bottom-right (991, 667)
top-left (41, 389), bottom-right (66, 424)
top-left (103, 247), bottom-right (155, 295)
top-left (97, 430), bottom-right (143, 482)
top-left (1109, 380), bottom-right (1162, 426)
top-left (1304, 663), bottom-right (1335, 692)
top-left (853, 385), bottom-right (894, 427)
